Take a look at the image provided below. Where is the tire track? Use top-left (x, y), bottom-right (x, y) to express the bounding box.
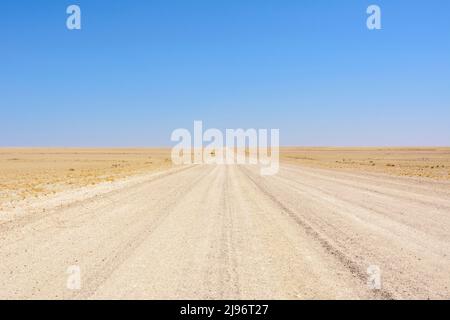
top-left (0, 165), bottom-right (196, 233)
top-left (239, 165), bottom-right (394, 300)
top-left (73, 166), bottom-right (216, 299)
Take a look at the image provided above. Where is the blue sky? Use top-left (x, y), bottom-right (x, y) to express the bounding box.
top-left (1, 0), bottom-right (449, 146)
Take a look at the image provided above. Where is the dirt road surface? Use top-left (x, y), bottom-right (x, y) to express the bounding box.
top-left (1, 164), bottom-right (450, 299)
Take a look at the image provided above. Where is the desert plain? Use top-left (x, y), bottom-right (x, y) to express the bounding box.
top-left (0, 147), bottom-right (450, 299)
top-left (0, 148), bottom-right (172, 208)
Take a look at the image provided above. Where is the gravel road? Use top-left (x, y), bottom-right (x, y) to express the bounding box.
top-left (1, 164), bottom-right (450, 299)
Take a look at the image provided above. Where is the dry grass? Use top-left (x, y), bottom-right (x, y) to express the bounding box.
top-left (2, 147), bottom-right (450, 208)
top-left (281, 147), bottom-right (450, 180)
top-left (0, 148), bottom-right (172, 206)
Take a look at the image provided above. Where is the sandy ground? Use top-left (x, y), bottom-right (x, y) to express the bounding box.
top-left (282, 147), bottom-right (450, 180)
top-left (1, 151), bottom-right (450, 299)
top-left (0, 148), bottom-right (172, 208)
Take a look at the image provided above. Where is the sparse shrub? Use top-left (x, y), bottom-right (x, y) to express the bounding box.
top-left (386, 164), bottom-right (395, 167)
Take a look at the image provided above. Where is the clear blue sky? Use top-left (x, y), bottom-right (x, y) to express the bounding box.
top-left (1, 0), bottom-right (449, 147)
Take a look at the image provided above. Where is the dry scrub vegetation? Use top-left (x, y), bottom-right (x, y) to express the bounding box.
top-left (0, 148), bottom-right (172, 207)
top-left (281, 147), bottom-right (450, 180)
top-left (2, 147), bottom-right (450, 208)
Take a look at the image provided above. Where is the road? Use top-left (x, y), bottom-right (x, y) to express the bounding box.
top-left (1, 164), bottom-right (450, 299)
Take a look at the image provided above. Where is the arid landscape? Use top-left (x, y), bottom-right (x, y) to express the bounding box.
top-left (3, 0), bottom-right (450, 308)
top-left (282, 147), bottom-right (450, 180)
top-left (2, 147), bottom-right (449, 207)
top-left (1, 148), bottom-right (450, 299)
top-left (0, 149), bottom-right (172, 209)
